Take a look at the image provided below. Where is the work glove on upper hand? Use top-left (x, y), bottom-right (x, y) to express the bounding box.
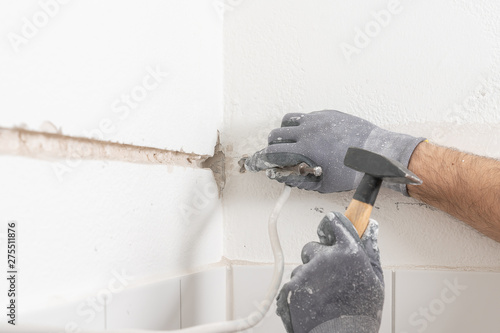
top-left (276, 213), bottom-right (384, 333)
top-left (244, 110), bottom-right (425, 195)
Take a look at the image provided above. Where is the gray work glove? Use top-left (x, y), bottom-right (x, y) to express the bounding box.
top-left (244, 110), bottom-right (425, 195)
top-left (276, 213), bottom-right (384, 333)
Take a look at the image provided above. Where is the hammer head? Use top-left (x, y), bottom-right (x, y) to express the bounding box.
top-left (344, 147), bottom-right (422, 185)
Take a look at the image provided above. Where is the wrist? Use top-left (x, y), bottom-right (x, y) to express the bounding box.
top-left (407, 140), bottom-right (431, 199)
top-left (357, 127), bottom-right (426, 196)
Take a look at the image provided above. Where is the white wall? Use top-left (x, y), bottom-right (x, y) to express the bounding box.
top-left (0, 0), bottom-right (223, 314)
top-left (223, 0), bottom-right (500, 269)
top-left (1, 0), bottom-right (500, 331)
top-left (0, 0), bottom-right (222, 155)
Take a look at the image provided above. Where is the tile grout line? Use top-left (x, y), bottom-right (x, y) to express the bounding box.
top-left (104, 296), bottom-right (108, 330)
top-left (226, 263), bottom-right (234, 321)
top-left (392, 270), bottom-right (396, 333)
top-left (179, 279), bottom-right (183, 329)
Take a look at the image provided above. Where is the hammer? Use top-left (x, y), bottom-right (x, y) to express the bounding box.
top-left (343, 147), bottom-right (422, 237)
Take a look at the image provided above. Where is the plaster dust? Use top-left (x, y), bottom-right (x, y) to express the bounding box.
top-left (201, 135), bottom-right (226, 195)
top-left (223, 0), bottom-right (500, 270)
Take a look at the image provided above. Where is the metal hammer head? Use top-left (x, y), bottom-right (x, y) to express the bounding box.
top-left (344, 147), bottom-right (422, 185)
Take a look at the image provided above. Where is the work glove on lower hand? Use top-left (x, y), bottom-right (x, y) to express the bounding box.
top-left (276, 213), bottom-right (384, 333)
top-left (244, 110), bottom-right (425, 195)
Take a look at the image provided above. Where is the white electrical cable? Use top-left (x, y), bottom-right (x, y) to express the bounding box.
top-left (1, 185), bottom-right (292, 333)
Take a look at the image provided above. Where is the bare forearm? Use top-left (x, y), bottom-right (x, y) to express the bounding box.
top-left (408, 142), bottom-right (500, 242)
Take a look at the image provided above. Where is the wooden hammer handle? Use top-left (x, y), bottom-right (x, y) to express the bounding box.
top-left (345, 199), bottom-right (373, 237)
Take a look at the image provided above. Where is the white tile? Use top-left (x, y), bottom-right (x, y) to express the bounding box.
top-left (107, 278), bottom-right (181, 330)
top-left (0, 156), bottom-right (222, 312)
top-left (181, 267), bottom-right (227, 328)
top-left (232, 265), bottom-right (294, 333)
top-left (20, 299), bottom-right (105, 330)
top-left (395, 270), bottom-right (500, 333)
top-left (0, 0), bottom-right (222, 155)
top-left (233, 266), bottom-right (392, 333)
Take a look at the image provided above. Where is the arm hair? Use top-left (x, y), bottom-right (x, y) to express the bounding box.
top-left (408, 142), bottom-right (500, 242)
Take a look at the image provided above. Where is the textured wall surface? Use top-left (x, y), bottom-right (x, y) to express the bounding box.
top-left (223, 0), bottom-right (500, 269)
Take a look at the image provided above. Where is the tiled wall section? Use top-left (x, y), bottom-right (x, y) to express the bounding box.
top-left (181, 268), bottom-right (227, 328)
top-left (395, 270), bottom-right (500, 333)
top-left (20, 267), bottom-right (227, 330)
top-left (19, 266), bottom-right (500, 332)
top-left (232, 266), bottom-right (393, 333)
